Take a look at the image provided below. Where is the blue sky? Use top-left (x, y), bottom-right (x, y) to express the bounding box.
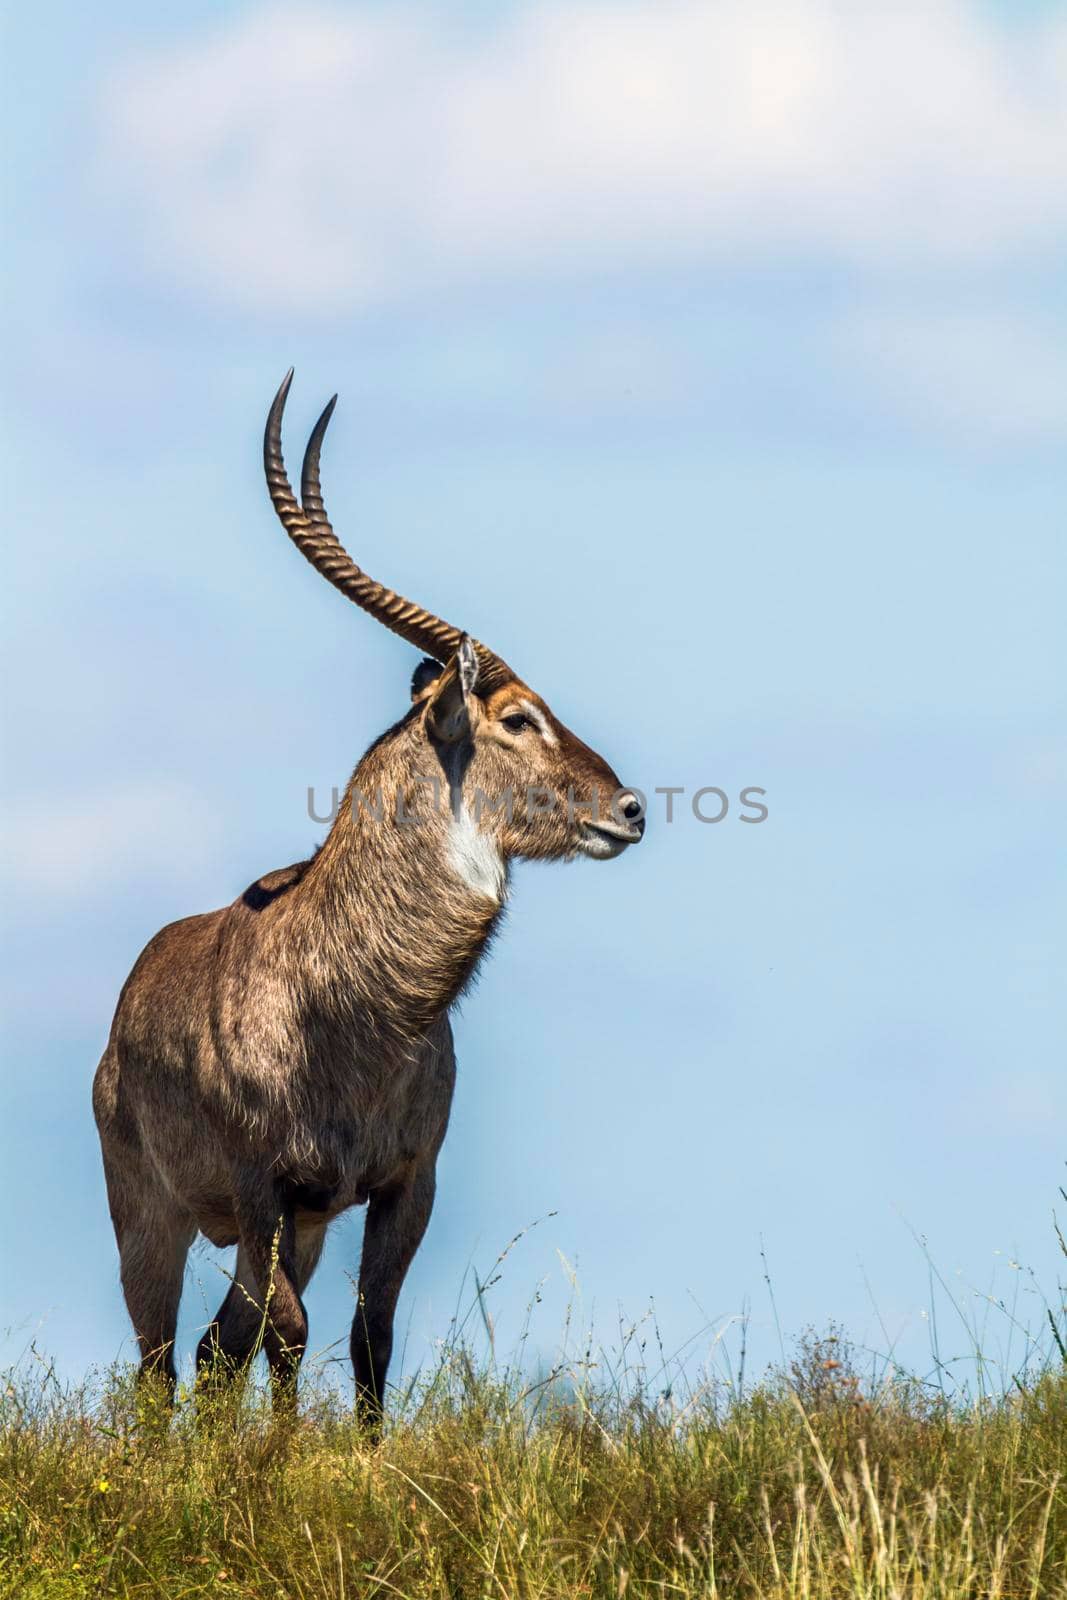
top-left (2, 1), bottom-right (1065, 1396)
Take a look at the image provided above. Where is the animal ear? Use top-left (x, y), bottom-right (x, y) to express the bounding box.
top-left (411, 657), bottom-right (443, 703)
top-left (424, 636), bottom-right (479, 743)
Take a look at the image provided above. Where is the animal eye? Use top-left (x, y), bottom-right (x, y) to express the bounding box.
top-left (502, 713), bottom-right (531, 733)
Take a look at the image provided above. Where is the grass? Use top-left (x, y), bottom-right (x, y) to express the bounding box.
top-left (2, 1223), bottom-right (1065, 1599)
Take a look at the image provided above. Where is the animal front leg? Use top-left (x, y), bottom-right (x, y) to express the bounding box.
top-left (352, 1165), bottom-right (436, 1432)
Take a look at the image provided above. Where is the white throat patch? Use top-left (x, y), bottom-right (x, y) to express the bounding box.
top-left (447, 808), bottom-right (506, 902)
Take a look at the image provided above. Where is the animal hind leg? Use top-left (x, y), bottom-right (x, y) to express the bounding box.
top-left (100, 1136), bottom-right (195, 1401)
top-left (197, 1222), bottom-right (326, 1390)
top-left (117, 1209), bottom-right (196, 1400)
top-left (293, 1219), bottom-right (328, 1294)
top-left (196, 1243), bottom-right (265, 1389)
top-left (226, 1179), bottom-right (316, 1412)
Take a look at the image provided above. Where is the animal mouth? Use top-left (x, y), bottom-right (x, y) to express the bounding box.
top-left (577, 819), bottom-right (642, 859)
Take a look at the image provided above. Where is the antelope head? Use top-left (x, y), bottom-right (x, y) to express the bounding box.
top-left (265, 373), bottom-right (645, 872)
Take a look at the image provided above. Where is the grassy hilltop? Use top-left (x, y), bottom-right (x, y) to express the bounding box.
top-left (2, 1327), bottom-right (1065, 1599)
top-left (3, 1217), bottom-right (1065, 1599)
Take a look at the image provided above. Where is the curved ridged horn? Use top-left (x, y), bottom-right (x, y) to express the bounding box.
top-left (264, 372), bottom-right (512, 690)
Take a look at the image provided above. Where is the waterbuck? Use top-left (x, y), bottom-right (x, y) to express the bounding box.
top-left (92, 373), bottom-right (645, 1422)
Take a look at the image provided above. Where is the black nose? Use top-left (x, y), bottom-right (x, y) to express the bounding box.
top-left (615, 791), bottom-right (645, 838)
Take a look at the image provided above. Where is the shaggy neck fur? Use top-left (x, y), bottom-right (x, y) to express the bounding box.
top-left (296, 714), bottom-right (506, 1050)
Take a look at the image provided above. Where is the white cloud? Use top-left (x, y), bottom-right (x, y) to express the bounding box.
top-left (95, 1), bottom-right (1067, 316)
